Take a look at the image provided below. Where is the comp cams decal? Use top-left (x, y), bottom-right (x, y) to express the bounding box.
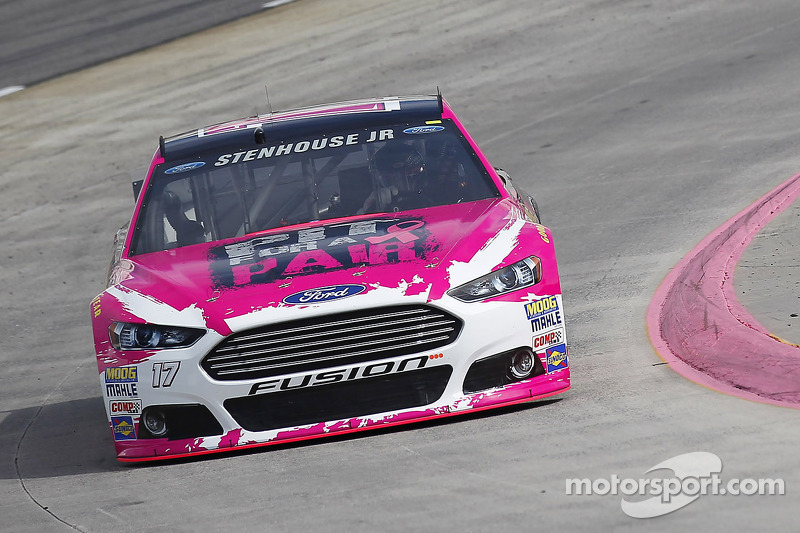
top-left (210, 218), bottom-right (436, 288)
top-left (109, 399), bottom-right (142, 416)
top-left (533, 329), bottom-right (563, 349)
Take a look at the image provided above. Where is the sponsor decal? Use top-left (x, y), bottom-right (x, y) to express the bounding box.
top-left (105, 366), bottom-right (138, 383)
top-left (109, 399), bottom-right (142, 416)
top-left (534, 224), bottom-right (550, 244)
top-left (525, 296), bottom-right (559, 320)
top-left (112, 416), bottom-right (137, 441)
top-left (546, 344), bottom-right (568, 373)
top-left (165, 161), bottom-right (206, 174)
top-left (249, 355), bottom-right (431, 395)
top-left (403, 125), bottom-right (445, 135)
top-left (213, 129), bottom-right (395, 167)
top-left (210, 218), bottom-right (436, 288)
top-left (283, 284), bottom-right (365, 304)
top-left (105, 367), bottom-right (139, 397)
top-left (91, 296), bottom-right (101, 318)
top-left (106, 383), bottom-right (138, 397)
top-left (530, 310), bottom-right (563, 333)
top-left (533, 329), bottom-right (563, 349)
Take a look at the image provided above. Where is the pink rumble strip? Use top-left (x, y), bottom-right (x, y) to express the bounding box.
top-left (647, 171), bottom-right (800, 407)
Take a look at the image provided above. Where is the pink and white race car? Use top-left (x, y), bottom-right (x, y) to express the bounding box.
top-left (91, 94), bottom-right (570, 462)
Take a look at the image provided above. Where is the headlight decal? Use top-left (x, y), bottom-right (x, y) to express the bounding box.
top-left (447, 256), bottom-right (542, 302)
top-left (109, 322), bottom-right (204, 350)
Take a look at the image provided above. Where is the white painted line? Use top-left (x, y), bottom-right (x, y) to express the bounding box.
top-left (262, 0), bottom-right (297, 9)
top-left (0, 86), bottom-right (25, 98)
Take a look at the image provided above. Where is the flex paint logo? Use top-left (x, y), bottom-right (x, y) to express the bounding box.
top-left (210, 218), bottom-right (435, 288)
top-left (566, 452), bottom-right (785, 518)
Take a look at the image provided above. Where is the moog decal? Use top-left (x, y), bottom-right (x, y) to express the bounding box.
top-left (524, 296), bottom-right (559, 320)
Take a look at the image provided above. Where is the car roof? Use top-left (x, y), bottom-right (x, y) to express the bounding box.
top-left (160, 95), bottom-right (446, 162)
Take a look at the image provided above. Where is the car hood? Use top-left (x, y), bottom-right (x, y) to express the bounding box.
top-left (111, 198), bottom-right (542, 334)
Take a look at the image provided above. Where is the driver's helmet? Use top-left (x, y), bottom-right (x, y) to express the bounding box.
top-left (373, 143), bottom-right (425, 192)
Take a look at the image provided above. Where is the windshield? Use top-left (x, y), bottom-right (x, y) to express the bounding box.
top-left (129, 120), bottom-right (499, 255)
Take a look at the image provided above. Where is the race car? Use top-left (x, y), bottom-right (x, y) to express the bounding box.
top-left (91, 94), bottom-right (570, 462)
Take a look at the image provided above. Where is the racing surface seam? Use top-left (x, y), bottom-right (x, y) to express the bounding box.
top-left (399, 444), bottom-right (534, 490)
top-left (648, 172), bottom-right (800, 407)
top-left (14, 361), bottom-right (88, 532)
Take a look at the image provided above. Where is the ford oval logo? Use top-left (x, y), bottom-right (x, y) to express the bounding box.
top-left (402, 125), bottom-right (445, 135)
top-left (283, 284), bottom-right (366, 305)
top-left (165, 161), bottom-right (206, 174)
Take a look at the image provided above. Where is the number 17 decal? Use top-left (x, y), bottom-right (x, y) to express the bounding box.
top-left (152, 361), bottom-right (180, 388)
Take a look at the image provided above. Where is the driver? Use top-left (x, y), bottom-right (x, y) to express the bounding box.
top-left (359, 143), bottom-right (426, 213)
top-left (423, 138), bottom-right (463, 203)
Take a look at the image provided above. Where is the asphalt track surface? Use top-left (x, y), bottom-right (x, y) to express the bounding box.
top-left (1, 0), bottom-right (798, 531)
top-left (0, 0), bottom-right (279, 88)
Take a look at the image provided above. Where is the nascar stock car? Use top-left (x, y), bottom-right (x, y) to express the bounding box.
top-left (91, 94), bottom-right (570, 461)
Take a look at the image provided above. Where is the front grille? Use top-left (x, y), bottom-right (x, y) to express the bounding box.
top-left (224, 365), bottom-right (453, 432)
top-left (201, 305), bottom-right (462, 381)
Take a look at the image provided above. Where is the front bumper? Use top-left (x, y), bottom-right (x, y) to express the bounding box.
top-left (97, 293), bottom-right (570, 462)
